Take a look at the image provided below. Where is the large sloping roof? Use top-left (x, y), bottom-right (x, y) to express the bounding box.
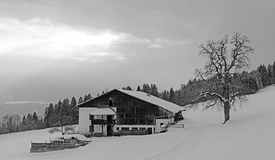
top-left (77, 88), bottom-right (183, 113)
top-left (116, 89), bottom-right (183, 113)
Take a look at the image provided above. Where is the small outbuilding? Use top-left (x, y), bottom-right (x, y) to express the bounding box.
top-left (77, 89), bottom-right (184, 136)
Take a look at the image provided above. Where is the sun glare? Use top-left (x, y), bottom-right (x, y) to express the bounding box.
top-left (0, 18), bottom-right (128, 61)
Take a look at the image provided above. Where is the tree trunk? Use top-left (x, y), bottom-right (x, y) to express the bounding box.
top-left (62, 125), bottom-right (64, 135)
top-left (223, 73), bottom-right (230, 124)
top-left (223, 101), bottom-right (230, 124)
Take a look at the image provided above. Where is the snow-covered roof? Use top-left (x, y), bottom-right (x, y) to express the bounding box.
top-left (90, 108), bottom-right (116, 115)
top-left (116, 89), bottom-right (183, 113)
top-left (77, 88), bottom-right (183, 113)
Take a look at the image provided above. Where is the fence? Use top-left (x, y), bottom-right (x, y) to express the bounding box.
top-left (30, 142), bottom-right (77, 153)
top-left (113, 129), bottom-right (148, 136)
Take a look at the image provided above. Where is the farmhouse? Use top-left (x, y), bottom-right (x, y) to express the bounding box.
top-left (78, 89), bottom-right (184, 136)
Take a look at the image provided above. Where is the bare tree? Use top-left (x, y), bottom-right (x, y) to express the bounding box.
top-left (194, 32), bottom-right (254, 124)
top-left (2, 114), bottom-right (21, 133)
top-left (48, 125), bottom-right (76, 135)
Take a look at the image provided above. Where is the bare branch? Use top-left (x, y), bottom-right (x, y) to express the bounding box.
top-left (194, 68), bottom-right (206, 81)
top-left (228, 32), bottom-right (254, 71)
top-left (230, 91), bottom-right (241, 104)
top-left (231, 95), bottom-right (248, 109)
top-left (203, 92), bottom-right (225, 103)
top-left (203, 99), bottom-right (218, 111)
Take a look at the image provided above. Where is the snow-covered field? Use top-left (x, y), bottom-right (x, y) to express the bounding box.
top-left (1, 86), bottom-right (275, 160)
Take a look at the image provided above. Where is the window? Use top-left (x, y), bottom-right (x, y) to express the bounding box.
top-left (116, 127), bottom-right (120, 131)
top-left (109, 99), bottom-right (113, 106)
top-left (121, 127), bottom-right (129, 131)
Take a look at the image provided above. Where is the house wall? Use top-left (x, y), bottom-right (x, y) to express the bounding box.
top-left (155, 118), bottom-right (174, 133)
top-left (79, 107), bottom-right (96, 135)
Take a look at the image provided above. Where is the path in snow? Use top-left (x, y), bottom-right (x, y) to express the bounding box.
top-left (146, 119), bottom-right (207, 160)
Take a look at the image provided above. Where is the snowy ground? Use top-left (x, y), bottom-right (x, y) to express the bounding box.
top-left (1, 86), bottom-right (275, 160)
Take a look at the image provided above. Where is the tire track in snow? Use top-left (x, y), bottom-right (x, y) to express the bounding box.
top-left (145, 121), bottom-right (207, 160)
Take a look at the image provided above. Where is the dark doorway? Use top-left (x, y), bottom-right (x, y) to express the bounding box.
top-left (89, 125), bottom-right (94, 132)
top-left (107, 125), bottom-right (112, 136)
top-left (107, 115), bottom-right (113, 136)
top-left (147, 128), bottom-right (152, 134)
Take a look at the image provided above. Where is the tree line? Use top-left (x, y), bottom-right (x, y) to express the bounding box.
top-left (0, 94), bottom-right (92, 135)
top-left (125, 61), bottom-right (275, 107)
top-left (0, 60), bottom-right (274, 134)
top-left (43, 93), bottom-right (92, 128)
top-left (0, 112), bottom-right (44, 134)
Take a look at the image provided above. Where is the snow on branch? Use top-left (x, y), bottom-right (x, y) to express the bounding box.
top-left (203, 92), bottom-right (225, 103)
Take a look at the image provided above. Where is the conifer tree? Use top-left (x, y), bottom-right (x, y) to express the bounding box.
top-left (142, 83), bottom-right (150, 93)
top-left (252, 70), bottom-right (263, 89)
top-left (258, 64), bottom-right (268, 87)
top-left (61, 98), bottom-right (71, 126)
top-left (71, 97), bottom-right (78, 124)
top-left (84, 94), bottom-right (88, 102)
top-left (26, 113), bottom-right (32, 126)
top-left (151, 84), bottom-right (159, 97)
top-left (137, 85), bottom-right (141, 91)
top-left (267, 64), bottom-right (273, 85)
top-left (273, 61), bottom-right (275, 84)
top-left (163, 90), bottom-right (170, 101)
top-left (84, 94), bottom-right (92, 102)
top-left (169, 88), bottom-right (175, 103)
top-left (33, 112), bottom-right (38, 122)
top-left (126, 86), bottom-right (132, 90)
top-left (22, 115), bottom-right (26, 125)
top-left (87, 93), bottom-right (92, 100)
top-left (78, 97), bottom-right (84, 104)
top-left (54, 100), bottom-right (62, 125)
top-left (47, 103), bottom-right (54, 127)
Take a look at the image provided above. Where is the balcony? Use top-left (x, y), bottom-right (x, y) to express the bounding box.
top-left (92, 119), bottom-right (116, 125)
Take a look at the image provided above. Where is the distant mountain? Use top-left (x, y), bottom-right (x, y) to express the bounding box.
top-left (0, 75), bottom-right (96, 102)
top-left (0, 102), bottom-right (47, 120)
top-left (0, 73), bottom-right (143, 120)
top-left (0, 74), bottom-right (102, 120)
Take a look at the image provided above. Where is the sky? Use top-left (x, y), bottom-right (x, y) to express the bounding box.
top-left (0, 0), bottom-right (275, 97)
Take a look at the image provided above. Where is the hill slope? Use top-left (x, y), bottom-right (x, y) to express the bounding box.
top-left (0, 86), bottom-right (275, 160)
